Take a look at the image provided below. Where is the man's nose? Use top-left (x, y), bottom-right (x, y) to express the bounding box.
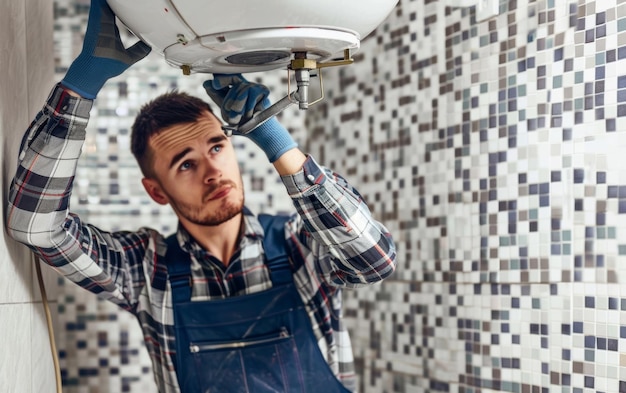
top-left (202, 156), bottom-right (221, 184)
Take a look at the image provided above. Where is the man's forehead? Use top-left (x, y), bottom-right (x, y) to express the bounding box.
top-left (149, 113), bottom-right (223, 154)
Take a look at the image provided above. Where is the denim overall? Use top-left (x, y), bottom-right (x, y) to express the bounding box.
top-left (165, 214), bottom-right (351, 393)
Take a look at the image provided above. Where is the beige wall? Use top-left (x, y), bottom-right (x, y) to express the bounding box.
top-left (0, 1), bottom-right (61, 391)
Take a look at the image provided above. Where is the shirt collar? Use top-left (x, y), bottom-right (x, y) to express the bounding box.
top-left (173, 206), bottom-right (264, 257)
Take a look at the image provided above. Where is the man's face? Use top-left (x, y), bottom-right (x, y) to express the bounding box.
top-left (142, 111), bottom-right (244, 227)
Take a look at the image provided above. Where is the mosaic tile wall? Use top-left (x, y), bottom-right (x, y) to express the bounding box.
top-left (304, 0), bottom-right (626, 392)
top-left (51, 0), bottom-right (626, 392)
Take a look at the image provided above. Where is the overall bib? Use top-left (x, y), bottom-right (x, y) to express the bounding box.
top-left (165, 215), bottom-right (351, 393)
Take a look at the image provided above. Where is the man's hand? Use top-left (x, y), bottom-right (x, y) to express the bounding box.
top-left (204, 74), bottom-right (297, 163)
top-left (203, 74), bottom-right (270, 127)
top-left (61, 0), bottom-right (151, 99)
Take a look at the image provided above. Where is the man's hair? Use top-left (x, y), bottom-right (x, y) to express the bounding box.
top-left (131, 91), bottom-right (215, 177)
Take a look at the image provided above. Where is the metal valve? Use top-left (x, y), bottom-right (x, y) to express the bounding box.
top-left (225, 50), bottom-right (354, 135)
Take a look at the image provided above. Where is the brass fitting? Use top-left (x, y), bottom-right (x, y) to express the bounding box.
top-left (290, 58), bottom-right (318, 70)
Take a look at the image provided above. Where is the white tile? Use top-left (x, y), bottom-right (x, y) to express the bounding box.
top-left (24, 0), bottom-right (55, 116)
top-left (0, 0), bottom-right (32, 306)
top-left (0, 303), bottom-right (32, 393)
top-left (0, 232), bottom-right (35, 304)
top-left (0, 0), bottom-right (28, 157)
top-left (31, 261), bottom-right (61, 304)
top-left (31, 302), bottom-right (61, 393)
top-left (0, 3), bottom-right (58, 392)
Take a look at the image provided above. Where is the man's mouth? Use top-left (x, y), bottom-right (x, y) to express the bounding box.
top-left (207, 184), bottom-right (232, 201)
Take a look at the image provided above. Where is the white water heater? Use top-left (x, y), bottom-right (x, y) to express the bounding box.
top-left (107, 0), bottom-right (397, 131)
top-left (106, 0), bottom-right (398, 74)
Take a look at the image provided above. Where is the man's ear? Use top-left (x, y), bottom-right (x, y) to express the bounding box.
top-left (142, 178), bottom-right (169, 205)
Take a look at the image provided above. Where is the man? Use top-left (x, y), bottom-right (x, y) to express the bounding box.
top-left (6, 0), bottom-right (397, 392)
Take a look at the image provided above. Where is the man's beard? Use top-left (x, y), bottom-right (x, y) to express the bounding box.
top-left (171, 180), bottom-right (244, 226)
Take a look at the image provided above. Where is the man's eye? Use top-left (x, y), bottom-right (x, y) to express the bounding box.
top-left (179, 161), bottom-right (193, 171)
top-left (212, 145), bottom-right (222, 153)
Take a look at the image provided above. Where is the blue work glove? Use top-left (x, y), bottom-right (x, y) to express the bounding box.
top-left (61, 0), bottom-right (151, 99)
top-left (203, 74), bottom-right (297, 163)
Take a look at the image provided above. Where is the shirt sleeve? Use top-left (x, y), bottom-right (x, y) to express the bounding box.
top-left (281, 155), bottom-right (397, 288)
top-left (5, 84), bottom-right (153, 311)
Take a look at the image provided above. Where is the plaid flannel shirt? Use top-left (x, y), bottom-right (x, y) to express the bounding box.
top-left (6, 85), bottom-right (397, 393)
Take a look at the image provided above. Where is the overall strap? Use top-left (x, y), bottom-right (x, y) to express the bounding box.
top-left (258, 214), bottom-right (292, 286)
top-left (165, 234), bottom-right (192, 304)
top-left (165, 214), bottom-right (293, 304)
